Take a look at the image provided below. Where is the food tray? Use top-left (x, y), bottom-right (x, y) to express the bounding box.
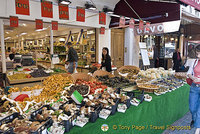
top-left (0, 113), bottom-right (19, 134)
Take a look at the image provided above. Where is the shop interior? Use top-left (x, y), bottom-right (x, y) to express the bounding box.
top-left (1, 19), bottom-right (97, 73)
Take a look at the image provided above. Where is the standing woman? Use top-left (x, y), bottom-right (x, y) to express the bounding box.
top-left (187, 45), bottom-right (200, 134)
top-left (101, 47), bottom-right (112, 72)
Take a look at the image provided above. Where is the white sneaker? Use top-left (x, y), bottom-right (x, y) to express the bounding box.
top-left (195, 128), bottom-right (200, 134)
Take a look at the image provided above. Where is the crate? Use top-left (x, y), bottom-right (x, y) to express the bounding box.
top-left (59, 100), bottom-right (78, 133)
top-left (109, 98), bottom-right (120, 115)
top-left (30, 105), bottom-right (55, 120)
top-left (30, 105), bottom-right (54, 134)
top-left (133, 90), bottom-right (145, 103)
top-left (31, 117), bottom-right (53, 134)
top-left (119, 92), bottom-right (134, 109)
top-left (0, 113), bottom-right (19, 134)
top-left (89, 104), bottom-right (102, 123)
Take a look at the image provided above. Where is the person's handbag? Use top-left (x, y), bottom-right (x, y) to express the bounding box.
top-left (186, 59), bottom-right (197, 86)
top-left (186, 78), bottom-right (193, 86)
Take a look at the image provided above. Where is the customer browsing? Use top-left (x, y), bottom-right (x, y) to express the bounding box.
top-left (65, 42), bottom-right (78, 74)
top-left (187, 44), bottom-right (200, 134)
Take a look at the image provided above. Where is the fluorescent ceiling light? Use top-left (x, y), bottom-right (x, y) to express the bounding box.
top-left (59, 38), bottom-right (65, 42)
top-left (36, 28), bottom-right (47, 32)
top-left (103, 7), bottom-right (114, 14)
top-left (20, 33), bottom-right (27, 36)
top-left (60, 0), bottom-right (71, 5)
top-left (85, 2), bottom-right (96, 10)
top-left (5, 37), bottom-right (11, 40)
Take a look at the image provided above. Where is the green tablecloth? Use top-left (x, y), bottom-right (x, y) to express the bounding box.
top-left (68, 84), bottom-right (190, 134)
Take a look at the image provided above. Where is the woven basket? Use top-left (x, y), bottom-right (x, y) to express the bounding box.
top-left (138, 88), bottom-right (155, 93)
top-left (71, 73), bottom-right (96, 83)
top-left (92, 70), bottom-right (115, 78)
top-left (117, 65), bottom-right (140, 76)
top-left (137, 84), bottom-right (159, 93)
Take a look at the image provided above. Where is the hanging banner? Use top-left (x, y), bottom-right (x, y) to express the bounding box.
top-left (10, 16), bottom-right (18, 27)
top-left (100, 27), bottom-right (105, 34)
top-left (119, 16), bottom-right (125, 27)
top-left (59, 4), bottom-right (69, 20)
top-left (179, 0), bottom-right (200, 11)
top-left (41, 0), bottom-right (53, 18)
top-left (76, 7), bottom-right (85, 22)
top-left (52, 21), bottom-right (58, 30)
top-left (15, 0), bottom-right (30, 15)
top-left (99, 12), bottom-right (106, 25)
top-left (145, 22), bottom-right (151, 31)
top-left (129, 18), bottom-right (135, 29)
top-left (36, 19), bottom-right (43, 29)
top-left (139, 20), bottom-right (144, 30)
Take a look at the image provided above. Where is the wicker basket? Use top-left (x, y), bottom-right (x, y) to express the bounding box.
top-left (92, 70), bottom-right (115, 78)
top-left (71, 73), bottom-right (96, 83)
top-left (137, 84), bottom-right (159, 93)
top-left (117, 65), bottom-right (140, 77)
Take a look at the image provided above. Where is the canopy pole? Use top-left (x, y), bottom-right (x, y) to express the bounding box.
top-left (0, 19), bottom-right (6, 73)
top-left (50, 25), bottom-right (54, 69)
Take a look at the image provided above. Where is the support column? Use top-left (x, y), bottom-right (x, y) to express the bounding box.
top-left (0, 19), bottom-right (6, 73)
top-left (124, 27), bottom-right (139, 67)
top-left (50, 26), bottom-right (54, 68)
top-left (97, 29), bottom-right (111, 63)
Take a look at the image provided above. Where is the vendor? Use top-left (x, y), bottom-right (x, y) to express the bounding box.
top-left (101, 47), bottom-right (112, 72)
top-left (9, 47), bottom-right (16, 60)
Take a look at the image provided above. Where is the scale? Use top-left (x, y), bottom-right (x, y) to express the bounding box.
top-left (21, 55), bottom-right (34, 66)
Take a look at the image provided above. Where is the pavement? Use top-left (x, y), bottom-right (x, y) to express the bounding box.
top-left (162, 112), bottom-right (196, 134)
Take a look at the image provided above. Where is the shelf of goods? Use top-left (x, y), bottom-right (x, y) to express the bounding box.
top-left (6, 67), bottom-right (67, 85)
top-left (0, 67), bottom-right (188, 134)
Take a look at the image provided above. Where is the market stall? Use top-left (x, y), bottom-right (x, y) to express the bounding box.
top-left (0, 66), bottom-right (189, 134)
top-left (68, 84), bottom-right (190, 134)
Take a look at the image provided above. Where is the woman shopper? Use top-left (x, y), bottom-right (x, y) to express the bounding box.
top-left (101, 47), bottom-right (112, 72)
top-left (187, 44), bottom-right (200, 134)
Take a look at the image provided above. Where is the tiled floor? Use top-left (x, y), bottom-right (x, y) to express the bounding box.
top-left (162, 112), bottom-right (196, 134)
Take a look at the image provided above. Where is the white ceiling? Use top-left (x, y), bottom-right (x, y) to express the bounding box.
top-left (4, 0), bottom-right (120, 42)
top-left (3, 19), bottom-right (90, 42)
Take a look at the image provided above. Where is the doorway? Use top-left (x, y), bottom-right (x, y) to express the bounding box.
top-left (111, 29), bottom-right (124, 68)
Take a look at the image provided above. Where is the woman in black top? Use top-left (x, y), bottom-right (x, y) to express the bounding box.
top-left (101, 47), bottom-right (112, 72)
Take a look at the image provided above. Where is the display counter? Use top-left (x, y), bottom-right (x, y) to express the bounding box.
top-left (69, 84), bottom-right (190, 134)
